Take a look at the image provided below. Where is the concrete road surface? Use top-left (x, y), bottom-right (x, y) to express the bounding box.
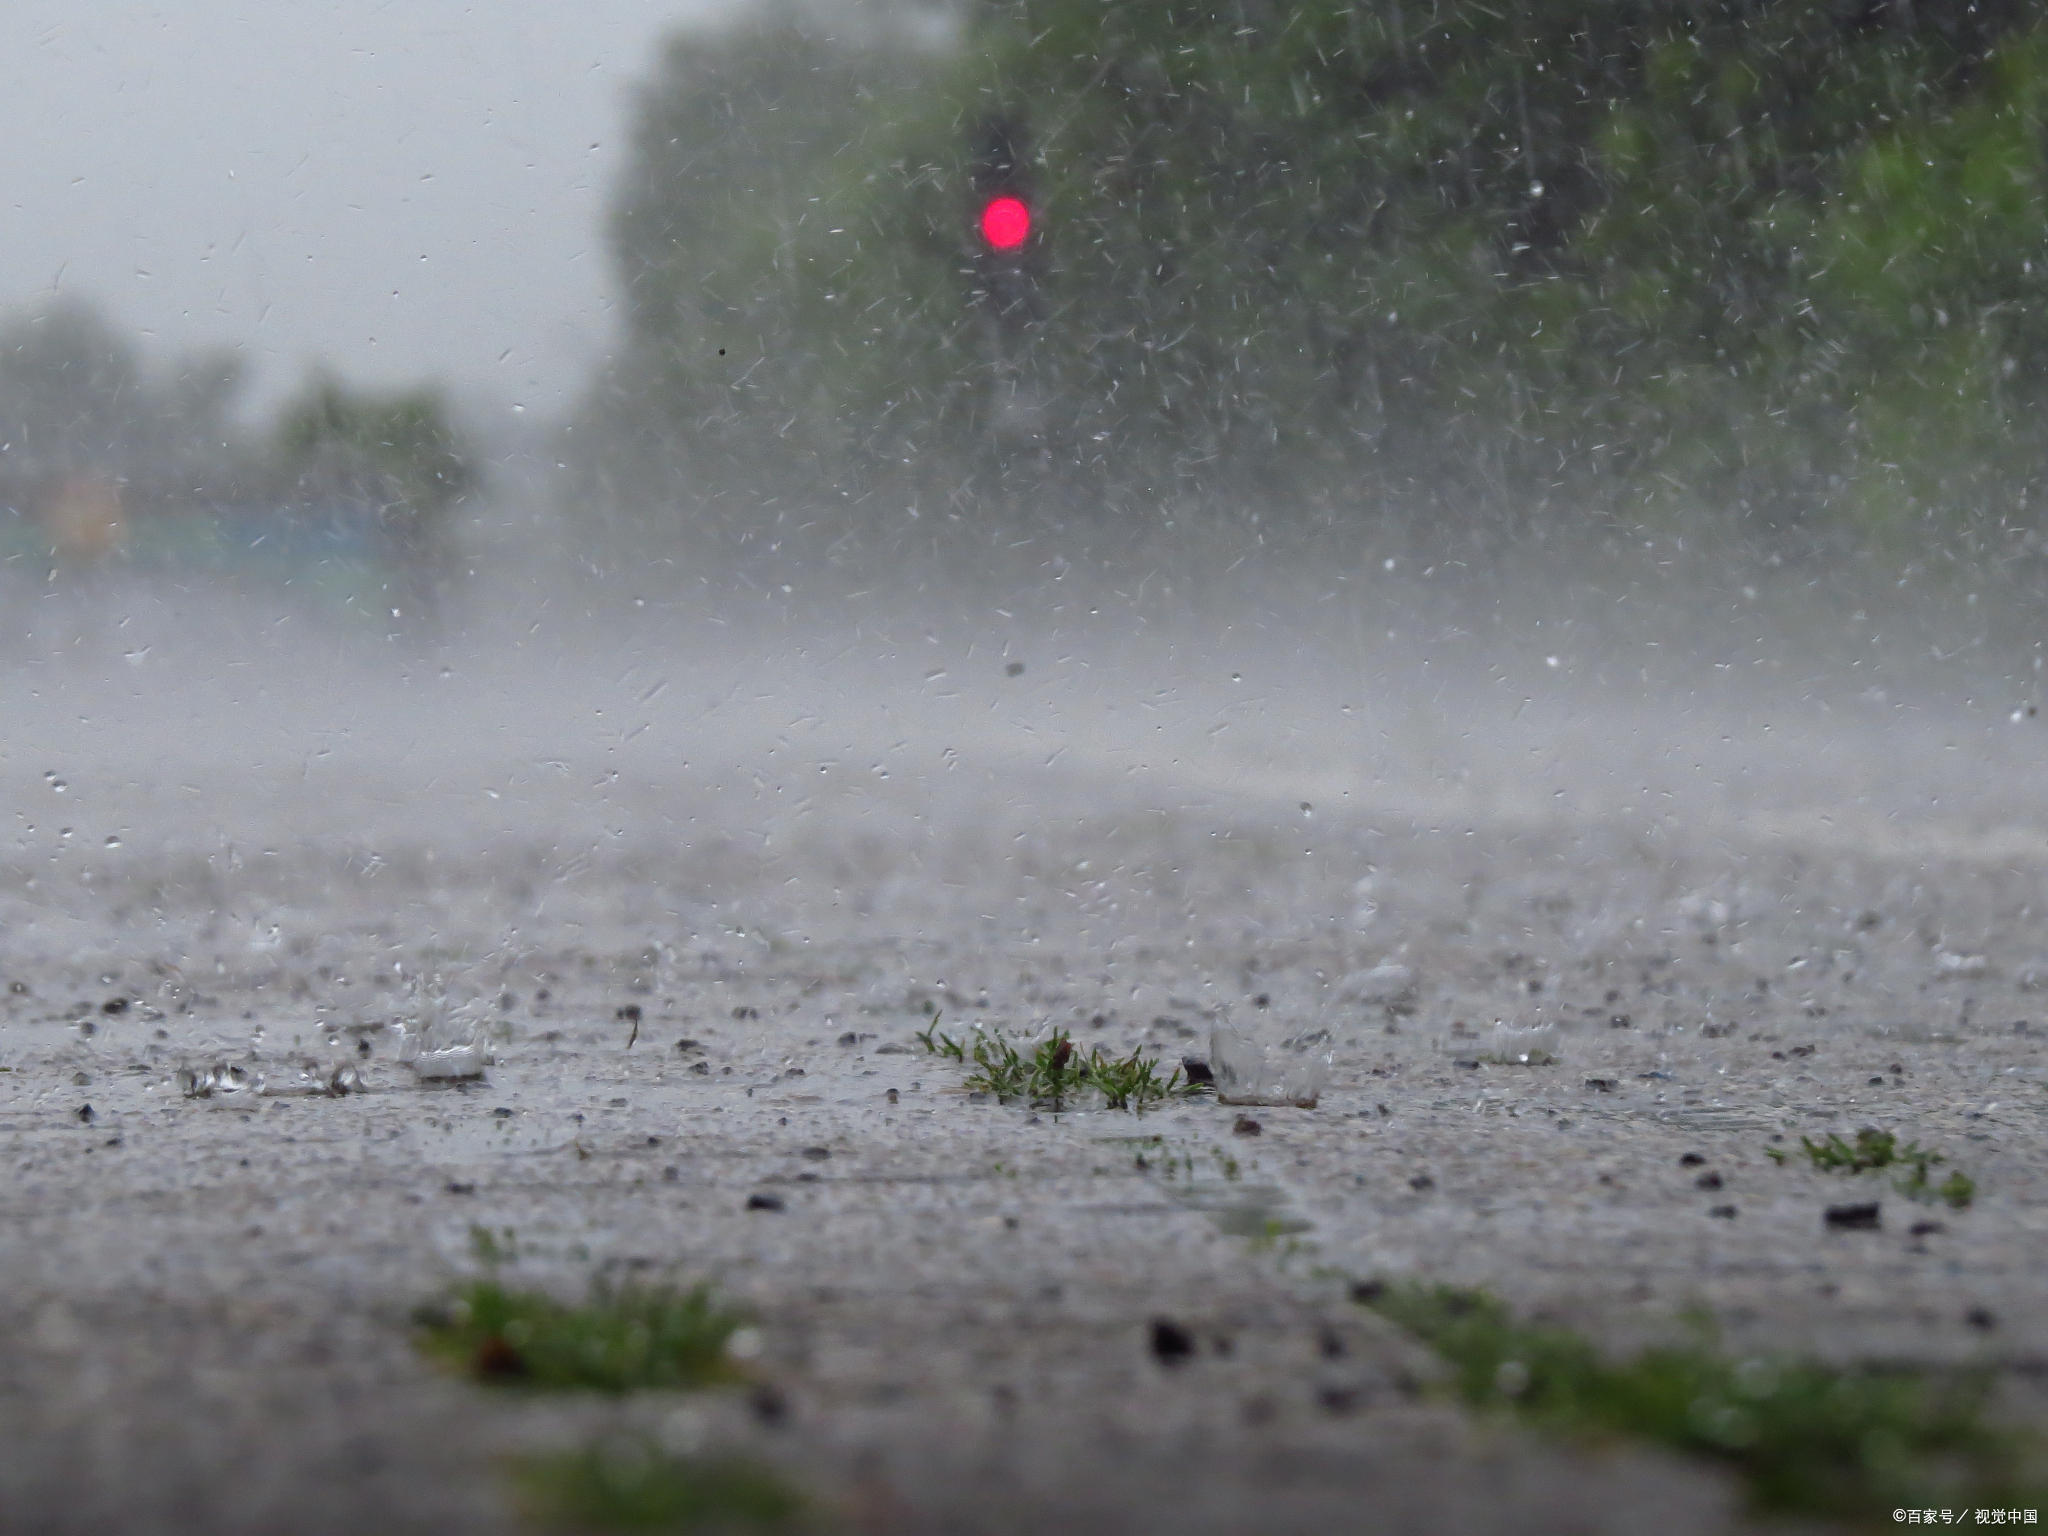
top-left (2, 583), bottom-right (2045, 1533)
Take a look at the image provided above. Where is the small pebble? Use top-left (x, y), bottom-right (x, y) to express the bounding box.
top-left (1149, 1318), bottom-right (1196, 1365)
top-left (472, 1336), bottom-right (526, 1379)
top-left (750, 1383), bottom-right (789, 1425)
top-left (1317, 1385), bottom-right (1362, 1415)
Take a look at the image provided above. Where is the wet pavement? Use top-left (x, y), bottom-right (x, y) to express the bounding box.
top-left (2, 606), bottom-right (2045, 1533)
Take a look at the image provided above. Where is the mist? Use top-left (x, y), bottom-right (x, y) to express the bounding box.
top-left (8, 4), bottom-right (2048, 1532)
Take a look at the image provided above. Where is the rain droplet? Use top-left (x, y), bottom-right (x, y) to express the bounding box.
top-left (176, 1061), bottom-right (264, 1099)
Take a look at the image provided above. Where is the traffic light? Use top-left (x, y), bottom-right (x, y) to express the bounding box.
top-left (979, 194), bottom-right (1031, 253)
top-left (969, 116), bottom-right (1042, 342)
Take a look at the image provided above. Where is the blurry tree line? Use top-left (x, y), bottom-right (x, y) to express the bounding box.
top-left (578, 0), bottom-right (2048, 551)
top-left (0, 295), bottom-right (471, 567)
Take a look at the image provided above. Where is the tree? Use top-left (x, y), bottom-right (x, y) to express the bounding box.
top-left (0, 294), bottom-right (254, 516)
top-left (0, 297), bottom-right (143, 481)
top-left (272, 375), bottom-right (475, 617)
top-left (275, 376), bottom-right (472, 510)
top-left (580, 0), bottom-right (2048, 540)
top-left (580, 4), bottom-right (962, 533)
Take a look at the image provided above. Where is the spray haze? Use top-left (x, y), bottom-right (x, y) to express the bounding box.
top-left (6, 4), bottom-right (2048, 1532)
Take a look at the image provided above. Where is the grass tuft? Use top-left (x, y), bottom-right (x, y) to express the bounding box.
top-left (415, 1277), bottom-right (744, 1392)
top-left (918, 1022), bottom-right (1197, 1111)
top-left (1770, 1128), bottom-right (1977, 1209)
top-left (1935, 1170), bottom-right (1977, 1210)
top-left (914, 1013), bottom-right (964, 1061)
top-left (1357, 1280), bottom-right (2040, 1520)
top-left (1796, 1127), bottom-right (1938, 1175)
top-left (514, 1440), bottom-right (801, 1532)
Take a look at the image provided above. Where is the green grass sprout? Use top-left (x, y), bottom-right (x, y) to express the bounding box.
top-left (919, 1023), bottom-right (1198, 1111)
top-left (1777, 1127), bottom-right (1977, 1209)
top-left (514, 1440), bottom-right (801, 1532)
top-left (1084, 1042), bottom-right (1188, 1110)
top-left (1799, 1127), bottom-right (1938, 1174)
top-left (415, 1277), bottom-right (745, 1391)
top-left (1356, 1280), bottom-right (2041, 1521)
top-left (913, 1012), bottom-right (963, 1060)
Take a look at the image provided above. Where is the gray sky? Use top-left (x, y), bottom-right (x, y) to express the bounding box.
top-left (0, 1), bottom-right (739, 420)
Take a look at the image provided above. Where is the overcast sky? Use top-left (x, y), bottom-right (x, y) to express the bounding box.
top-left (0, 2), bottom-right (743, 420)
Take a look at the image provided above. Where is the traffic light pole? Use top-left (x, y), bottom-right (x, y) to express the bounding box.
top-left (969, 116), bottom-right (1047, 450)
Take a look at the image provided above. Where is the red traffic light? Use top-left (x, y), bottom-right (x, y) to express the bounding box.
top-left (979, 195), bottom-right (1031, 252)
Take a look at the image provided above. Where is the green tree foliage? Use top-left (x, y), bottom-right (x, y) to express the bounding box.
top-left (275, 376), bottom-right (473, 513)
top-left (588, 8), bottom-right (965, 518)
top-left (588, 0), bottom-right (2048, 536)
top-left (0, 295), bottom-right (248, 502)
top-left (0, 297), bottom-right (142, 479)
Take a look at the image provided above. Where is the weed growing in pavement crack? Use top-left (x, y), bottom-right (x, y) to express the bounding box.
top-left (415, 1269), bottom-right (745, 1391)
top-left (1931, 1170), bottom-right (1977, 1209)
top-left (1787, 1127), bottom-right (1936, 1175)
top-left (1086, 1041), bottom-right (1194, 1110)
top-left (918, 1020), bottom-right (1200, 1111)
top-left (1768, 1128), bottom-right (1976, 1209)
top-left (1354, 1280), bottom-right (2041, 1521)
top-left (514, 1439), bottom-right (801, 1532)
top-left (914, 1013), bottom-right (964, 1061)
